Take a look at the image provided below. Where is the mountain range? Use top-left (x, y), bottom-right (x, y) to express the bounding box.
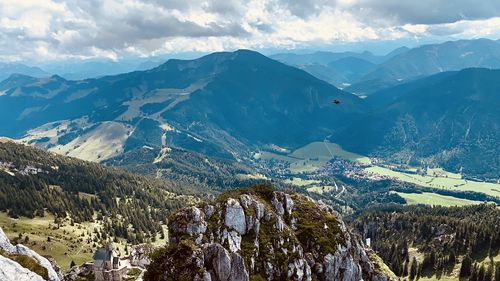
top-left (274, 39), bottom-right (500, 95)
top-left (347, 39), bottom-right (500, 94)
top-left (0, 50), bottom-right (363, 163)
top-left (0, 40), bottom-right (499, 180)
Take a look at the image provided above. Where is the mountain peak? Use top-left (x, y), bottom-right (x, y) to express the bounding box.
top-left (157, 49), bottom-right (268, 69)
top-left (49, 74), bottom-right (67, 81)
top-left (145, 185), bottom-right (395, 281)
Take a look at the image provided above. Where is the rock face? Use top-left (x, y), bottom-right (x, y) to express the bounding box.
top-left (0, 227), bottom-right (62, 281)
top-left (146, 185), bottom-right (395, 281)
top-left (0, 255), bottom-right (44, 281)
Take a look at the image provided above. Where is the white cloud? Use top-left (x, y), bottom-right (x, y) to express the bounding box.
top-left (0, 0), bottom-right (499, 61)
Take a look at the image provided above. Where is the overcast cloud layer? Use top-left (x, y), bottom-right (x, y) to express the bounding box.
top-left (1, 0), bottom-right (500, 61)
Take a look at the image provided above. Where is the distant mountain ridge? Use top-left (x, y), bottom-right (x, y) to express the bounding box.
top-left (0, 63), bottom-right (50, 82)
top-left (272, 39), bottom-right (500, 96)
top-left (347, 38), bottom-right (500, 94)
top-left (270, 49), bottom-right (397, 87)
top-left (270, 50), bottom-right (392, 65)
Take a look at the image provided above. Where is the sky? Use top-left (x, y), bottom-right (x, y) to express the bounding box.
top-left (1, 0), bottom-right (500, 61)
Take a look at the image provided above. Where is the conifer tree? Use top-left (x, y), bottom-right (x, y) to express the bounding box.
top-left (410, 257), bottom-right (418, 281)
top-left (460, 254), bottom-right (473, 277)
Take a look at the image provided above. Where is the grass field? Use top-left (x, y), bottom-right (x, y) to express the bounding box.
top-left (306, 185), bottom-right (336, 194)
top-left (0, 212), bottom-right (168, 271)
top-left (367, 166), bottom-right (500, 197)
top-left (258, 141), bottom-right (371, 173)
top-left (289, 142), bottom-right (371, 164)
top-left (283, 177), bottom-right (321, 186)
top-left (0, 212), bottom-right (95, 270)
top-left (283, 177), bottom-right (339, 195)
top-left (426, 168), bottom-right (461, 179)
top-left (395, 192), bottom-right (484, 207)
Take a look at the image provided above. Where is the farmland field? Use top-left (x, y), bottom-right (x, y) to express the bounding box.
top-left (258, 141), bottom-right (371, 173)
top-left (395, 192), bottom-right (484, 207)
top-left (283, 177), bottom-right (321, 186)
top-left (289, 142), bottom-right (371, 164)
top-left (367, 166), bottom-right (500, 197)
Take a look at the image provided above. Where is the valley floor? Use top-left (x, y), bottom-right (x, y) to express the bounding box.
top-left (258, 141), bottom-right (500, 206)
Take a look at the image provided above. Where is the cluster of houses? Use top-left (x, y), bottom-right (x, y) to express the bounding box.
top-left (0, 161), bottom-right (47, 176)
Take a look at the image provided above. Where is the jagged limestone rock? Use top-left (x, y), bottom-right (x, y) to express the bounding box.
top-left (146, 186), bottom-right (395, 281)
top-left (16, 244), bottom-right (61, 281)
top-left (0, 227), bottom-right (16, 252)
top-left (229, 252), bottom-right (249, 281)
top-left (0, 227), bottom-right (61, 281)
top-left (224, 230), bottom-right (242, 253)
top-left (224, 198), bottom-right (246, 235)
top-left (0, 255), bottom-right (44, 281)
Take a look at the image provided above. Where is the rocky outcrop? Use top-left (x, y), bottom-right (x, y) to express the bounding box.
top-left (146, 185), bottom-right (396, 281)
top-left (0, 255), bottom-right (44, 281)
top-left (0, 227), bottom-right (62, 281)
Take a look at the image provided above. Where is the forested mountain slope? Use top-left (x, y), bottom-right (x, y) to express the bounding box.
top-left (0, 139), bottom-right (197, 243)
top-left (335, 68), bottom-right (500, 179)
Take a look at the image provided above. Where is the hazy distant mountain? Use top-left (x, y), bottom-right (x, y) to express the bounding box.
top-left (40, 59), bottom-right (145, 80)
top-left (270, 49), bottom-right (399, 88)
top-left (347, 39), bottom-right (500, 94)
top-left (270, 50), bottom-right (388, 65)
top-left (0, 50), bottom-right (363, 164)
top-left (327, 57), bottom-right (377, 84)
top-left (0, 63), bottom-right (49, 82)
top-left (292, 57), bottom-right (377, 88)
top-left (383, 46), bottom-right (410, 58)
top-left (336, 68), bottom-right (500, 179)
top-left (39, 54), bottom-right (202, 80)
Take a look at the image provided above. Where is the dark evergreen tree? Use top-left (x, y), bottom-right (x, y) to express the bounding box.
top-left (410, 257), bottom-right (418, 281)
top-left (460, 256), bottom-right (472, 277)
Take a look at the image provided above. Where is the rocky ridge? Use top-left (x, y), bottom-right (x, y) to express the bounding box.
top-left (145, 185), bottom-right (395, 281)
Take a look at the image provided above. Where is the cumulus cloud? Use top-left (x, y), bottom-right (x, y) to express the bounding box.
top-left (0, 0), bottom-right (499, 61)
top-left (347, 0), bottom-right (500, 25)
